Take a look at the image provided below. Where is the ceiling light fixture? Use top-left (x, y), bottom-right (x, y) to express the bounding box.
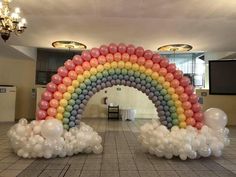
top-left (52, 41), bottom-right (87, 50)
top-left (158, 44), bottom-right (193, 52)
top-left (0, 0), bottom-right (27, 42)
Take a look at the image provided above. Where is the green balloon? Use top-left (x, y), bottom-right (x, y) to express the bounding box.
top-left (156, 84), bottom-right (163, 91)
top-left (68, 99), bottom-right (75, 106)
top-left (63, 124), bottom-right (69, 130)
top-left (172, 119), bottom-right (179, 125)
top-left (146, 76), bottom-right (152, 83)
top-left (134, 71), bottom-right (140, 77)
top-left (66, 105), bottom-right (73, 112)
top-left (160, 89), bottom-right (167, 95)
top-left (140, 73), bottom-right (146, 80)
top-left (63, 118), bottom-right (69, 124)
top-left (128, 70), bottom-right (134, 76)
top-left (167, 100), bottom-right (174, 106)
top-left (80, 83), bottom-right (86, 89)
top-left (90, 75), bottom-right (97, 82)
top-left (71, 93), bottom-right (78, 99)
top-left (170, 107), bottom-right (176, 113)
top-left (164, 95), bottom-right (171, 101)
top-left (151, 80), bottom-right (157, 87)
top-left (63, 112), bottom-right (71, 118)
top-left (121, 69), bottom-right (128, 75)
top-left (96, 72), bottom-right (103, 79)
top-left (109, 69), bottom-right (115, 75)
top-left (75, 88), bottom-right (82, 94)
top-left (102, 70), bottom-right (109, 77)
top-left (171, 113), bottom-right (178, 119)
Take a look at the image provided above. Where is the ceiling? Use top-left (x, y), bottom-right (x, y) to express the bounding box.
top-left (1, 0), bottom-right (236, 51)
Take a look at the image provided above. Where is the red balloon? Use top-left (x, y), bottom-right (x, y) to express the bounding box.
top-left (108, 43), bottom-right (118, 54)
top-left (106, 54), bottom-right (114, 63)
top-left (47, 107), bottom-right (57, 117)
top-left (47, 82), bottom-right (57, 92)
top-left (62, 77), bottom-right (72, 86)
top-left (175, 86), bottom-right (185, 95)
top-left (126, 44), bottom-right (135, 55)
top-left (53, 91), bottom-right (63, 100)
top-left (135, 47), bottom-right (144, 57)
top-left (41, 91), bottom-right (52, 101)
top-left (37, 110), bottom-right (47, 120)
top-left (137, 57), bottom-right (145, 65)
top-left (167, 64), bottom-right (176, 73)
top-left (118, 43), bottom-right (127, 54)
top-left (90, 48), bottom-right (100, 58)
top-left (180, 76), bottom-right (190, 87)
top-left (179, 93), bottom-right (189, 102)
top-left (81, 51), bottom-right (91, 61)
top-left (99, 45), bottom-right (109, 56)
top-left (195, 122), bottom-right (203, 129)
top-left (72, 55), bottom-right (83, 65)
top-left (64, 60), bottom-right (75, 70)
top-left (186, 118), bottom-right (196, 126)
top-left (173, 70), bottom-right (183, 79)
top-left (159, 68), bottom-right (167, 76)
top-left (57, 66), bottom-right (68, 77)
top-left (152, 54), bottom-right (162, 63)
top-left (49, 99), bottom-right (59, 108)
top-left (165, 73), bottom-right (174, 82)
top-left (194, 112), bottom-right (204, 122)
top-left (75, 65), bottom-right (84, 74)
top-left (114, 53), bottom-right (122, 62)
top-left (182, 101), bottom-right (192, 110)
top-left (160, 59), bottom-right (169, 68)
top-left (98, 55), bottom-right (106, 64)
top-left (38, 100), bottom-right (49, 110)
top-left (185, 109), bottom-right (194, 117)
top-left (57, 84), bottom-right (67, 93)
top-left (90, 58), bottom-right (99, 67)
top-left (129, 55), bottom-right (137, 63)
top-left (170, 79), bottom-right (180, 88)
top-left (145, 60), bottom-right (153, 68)
top-left (68, 71), bottom-right (77, 80)
top-left (82, 61), bottom-right (91, 71)
top-left (51, 74), bottom-right (62, 85)
top-left (192, 103), bottom-right (202, 112)
top-left (185, 85), bottom-right (194, 95)
top-left (189, 94), bottom-right (198, 104)
top-left (144, 50), bottom-right (153, 60)
top-left (152, 63), bottom-right (160, 72)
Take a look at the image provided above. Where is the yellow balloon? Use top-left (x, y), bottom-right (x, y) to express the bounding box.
top-left (83, 70), bottom-right (91, 78)
top-left (157, 76), bottom-right (165, 84)
top-left (90, 67), bottom-right (97, 75)
top-left (145, 69), bottom-right (153, 76)
top-left (179, 121), bottom-right (187, 128)
top-left (56, 113), bottom-right (63, 120)
top-left (59, 99), bottom-right (68, 107)
top-left (163, 81), bottom-right (170, 89)
top-left (97, 64), bottom-right (104, 72)
top-left (177, 107), bottom-right (184, 114)
top-left (167, 88), bottom-right (175, 95)
top-left (67, 86), bottom-right (75, 94)
top-left (63, 92), bottom-right (71, 100)
top-left (111, 62), bottom-right (118, 68)
top-left (57, 106), bottom-right (65, 113)
top-left (118, 61), bottom-right (125, 68)
top-left (77, 75), bottom-right (84, 82)
top-left (151, 72), bottom-right (159, 80)
top-left (139, 66), bottom-right (146, 73)
top-left (104, 63), bottom-right (111, 70)
top-left (132, 63), bottom-right (139, 71)
top-left (178, 114), bottom-right (186, 122)
top-left (72, 80), bottom-right (79, 88)
top-left (172, 94), bottom-right (179, 101)
top-left (125, 62), bottom-right (132, 69)
top-left (175, 100), bottom-right (182, 107)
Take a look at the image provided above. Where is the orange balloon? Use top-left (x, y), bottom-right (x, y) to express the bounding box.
top-left (114, 52), bottom-right (122, 62)
top-left (122, 53), bottom-right (130, 62)
top-left (129, 54), bottom-right (138, 63)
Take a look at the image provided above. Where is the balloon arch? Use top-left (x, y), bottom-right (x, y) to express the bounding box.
top-left (8, 43), bottom-right (229, 160)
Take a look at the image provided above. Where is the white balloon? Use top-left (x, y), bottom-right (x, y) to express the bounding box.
top-left (41, 119), bottom-right (63, 139)
top-left (93, 145), bottom-right (103, 154)
top-left (204, 108), bottom-right (227, 129)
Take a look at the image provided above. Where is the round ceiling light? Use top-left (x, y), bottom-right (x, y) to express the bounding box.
top-left (158, 44), bottom-right (193, 52)
top-left (52, 41), bottom-right (87, 50)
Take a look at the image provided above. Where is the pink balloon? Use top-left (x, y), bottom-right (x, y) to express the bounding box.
top-left (90, 58), bottom-right (99, 67)
top-left (81, 51), bottom-right (91, 61)
top-left (82, 61), bottom-right (91, 71)
top-left (159, 68), bottom-right (167, 76)
top-left (106, 54), bottom-right (114, 62)
top-left (152, 54), bottom-right (162, 63)
top-left (179, 93), bottom-right (189, 102)
top-left (47, 107), bottom-right (57, 117)
top-left (185, 85), bottom-right (194, 95)
top-left (145, 60), bottom-right (153, 68)
top-left (182, 101), bottom-right (192, 110)
top-left (68, 71), bottom-right (77, 80)
top-left (57, 66), bottom-right (68, 77)
top-left (180, 76), bottom-right (190, 87)
top-left (135, 47), bottom-right (144, 57)
top-left (189, 94), bottom-right (198, 104)
top-left (122, 53), bottom-right (130, 62)
top-left (192, 103), bottom-right (202, 112)
top-left (137, 57), bottom-right (146, 65)
top-left (118, 43), bottom-right (127, 54)
top-left (186, 118), bottom-right (196, 126)
top-left (99, 45), bottom-right (109, 56)
top-left (126, 44), bottom-right (135, 55)
top-left (51, 74), bottom-right (62, 85)
top-left (90, 48), bottom-right (100, 58)
top-left (49, 99), bottom-right (59, 108)
top-left (167, 64), bottom-right (176, 73)
top-left (62, 77), bottom-right (72, 86)
top-left (98, 55), bottom-right (107, 64)
top-left (144, 50), bottom-right (153, 60)
top-left (170, 79), bottom-right (180, 88)
top-left (173, 70), bottom-right (183, 79)
top-left (160, 59), bottom-right (169, 68)
top-left (195, 122), bottom-right (203, 129)
top-left (175, 86), bottom-right (185, 95)
top-left (41, 91), bottom-right (52, 101)
top-left (185, 109), bottom-right (194, 117)
top-left (152, 63), bottom-right (160, 72)
top-left (47, 82), bottom-right (57, 92)
top-left (37, 110), bottom-right (47, 120)
top-left (53, 91), bottom-right (63, 100)
top-left (194, 112), bottom-right (204, 122)
top-left (64, 60), bottom-right (75, 70)
top-left (75, 65), bottom-right (84, 74)
top-left (57, 84), bottom-right (67, 93)
top-left (108, 43), bottom-right (118, 54)
top-left (165, 73), bottom-right (174, 82)
top-left (130, 55), bottom-right (137, 63)
top-left (38, 100), bottom-right (49, 110)
top-left (114, 53), bottom-right (122, 62)
top-left (72, 55), bottom-right (83, 65)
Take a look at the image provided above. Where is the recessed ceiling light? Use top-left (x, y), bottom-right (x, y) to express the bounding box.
top-left (52, 41), bottom-right (87, 50)
top-left (158, 44), bottom-right (192, 52)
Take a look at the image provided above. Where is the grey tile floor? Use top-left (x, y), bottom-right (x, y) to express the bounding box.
top-left (0, 119), bottom-right (236, 177)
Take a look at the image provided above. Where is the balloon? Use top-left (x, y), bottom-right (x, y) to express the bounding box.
top-left (204, 108), bottom-right (227, 129)
top-left (180, 76), bottom-right (190, 87)
top-left (159, 68), bottom-right (167, 76)
top-left (42, 91), bottom-right (52, 101)
top-left (118, 43), bottom-right (127, 53)
top-left (189, 94), bottom-right (198, 104)
top-left (90, 48), bottom-right (100, 58)
top-left (57, 66), bottom-right (68, 77)
top-left (182, 101), bottom-right (192, 110)
top-left (165, 73), bottom-right (174, 82)
top-left (114, 53), bottom-right (121, 62)
top-left (90, 58), bottom-right (99, 67)
top-left (135, 47), bottom-right (144, 57)
top-left (62, 77), bottom-right (72, 86)
top-left (170, 79), bottom-right (180, 88)
top-left (185, 85), bottom-right (194, 95)
top-left (194, 112), bottom-right (203, 122)
top-left (152, 54), bottom-right (162, 63)
top-left (82, 61), bottom-right (91, 71)
top-left (37, 110), bottom-right (47, 120)
top-left (137, 57), bottom-right (145, 65)
top-left (106, 53), bottom-right (114, 62)
top-left (49, 99), bottom-right (59, 108)
top-left (186, 118), bottom-right (196, 126)
top-left (185, 110), bottom-right (194, 118)
top-left (126, 44), bottom-right (135, 55)
top-left (179, 93), bottom-right (189, 102)
top-left (195, 122), bottom-right (203, 129)
top-left (192, 103), bottom-right (202, 112)
top-left (41, 119), bottom-right (63, 139)
top-left (75, 65), bottom-right (84, 75)
top-left (51, 74), bottom-right (62, 85)
top-left (81, 51), bottom-right (91, 61)
top-left (64, 60), bottom-right (75, 70)
top-left (98, 55), bottom-right (106, 64)
top-left (160, 59), bottom-right (169, 68)
top-left (144, 50), bottom-right (153, 60)
top-left (108, 43), bottom-right (118, 54)
top-left (152, 63), bottom-right (160, 72)
top-left (173, 70), bottom-right (183, 79)
top-left (68, 71), bottom-right (77, 80)
top-left (99, 45), bottom-right (109, 56)
top-left (57, 84), bottom-right (67, 93)
top-left (47, 107), bottom-right (57, 117)
top-left (39, 100), bottom-right (49, 110)
top-left (167, 64), bottom-right (176, 73)
top-left (175, 86), bottom-right (184, 95)
top-left (72, 55), bottom-right (83, 65)
top-left (145, 60), bottom-right (153, 68)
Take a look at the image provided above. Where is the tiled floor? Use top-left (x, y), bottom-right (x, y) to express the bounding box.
top-left (0, 119), bottom-right (236, 177)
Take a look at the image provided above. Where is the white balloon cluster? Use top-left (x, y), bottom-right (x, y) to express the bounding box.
top-left (8, 119), bottom-right (103, 159)
top-left (139, 108), bottom-right (230, 160)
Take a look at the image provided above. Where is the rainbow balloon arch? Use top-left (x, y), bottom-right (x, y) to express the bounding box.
top-left (8, 43), bottom-right (230, 160)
